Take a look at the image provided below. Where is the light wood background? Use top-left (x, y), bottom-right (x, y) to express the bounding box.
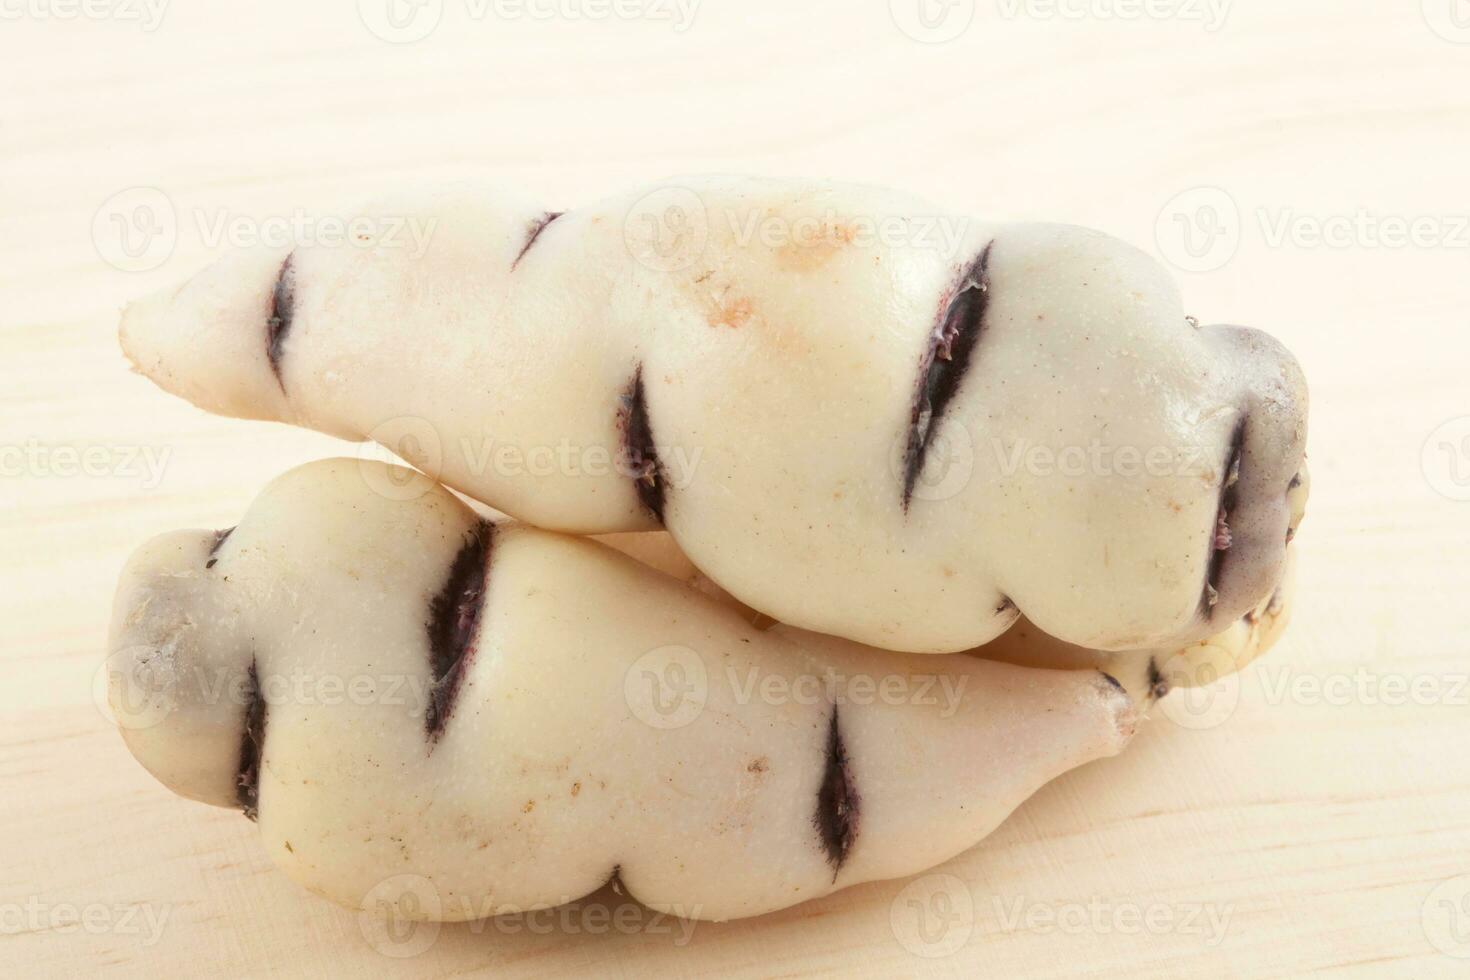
top-left (4, 1), bottom-right (1469, 976)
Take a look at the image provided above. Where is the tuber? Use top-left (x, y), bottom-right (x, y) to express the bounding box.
top-left (119, 177), bottom-right (1309, 655)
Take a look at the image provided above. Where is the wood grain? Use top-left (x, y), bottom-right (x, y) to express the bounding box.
top-left (3, 2), bottom-right (1469, 976)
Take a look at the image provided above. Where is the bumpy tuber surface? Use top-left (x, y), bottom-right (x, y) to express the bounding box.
top-left (119, 177), bottom-right (1309, 654)
top-left (600, 530), bottom-right (1298, 703)
top-left (977, 549), bottom-right (1297, 701)
top-left (107, 459), bottom-right (1136, 923)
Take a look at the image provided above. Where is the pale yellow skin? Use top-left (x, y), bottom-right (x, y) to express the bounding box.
top-left (600, 531), bottom-right (1297, 702)
top-left (107, 460), bottom-right (1135, 924)
top-left (977, 551), bottom-right (1296, 700)
top-left (119, 177), bottom-right (1309, 655)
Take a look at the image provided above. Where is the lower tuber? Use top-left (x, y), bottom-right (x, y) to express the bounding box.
top-left (107, 459), bottom-right (1136, 923)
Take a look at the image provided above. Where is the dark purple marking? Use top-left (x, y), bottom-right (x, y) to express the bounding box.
top-left (237, 660), bottom-right (267, 821)
top-left (266, 253), bottom-right (296, 389)
top-left (814, 708), bottom-right (858, 878)
top-left (205, 527), bottom-right (235, 570)
top-left (903, 242), bottom-right (994, 510)
top-left (619, 365), bottom-right (665, 523)
top-left (1203, 419), bottom-right (1247, 617)
top-left (425, 522), bottom-right (493, 743)
top-left (512, 211), bottom-right (564, 270)
top-left (1146, 657), bottom-right (1170, 702)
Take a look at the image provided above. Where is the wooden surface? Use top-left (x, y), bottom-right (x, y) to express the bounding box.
top-left (3, 2), bottom-right (1470, 976)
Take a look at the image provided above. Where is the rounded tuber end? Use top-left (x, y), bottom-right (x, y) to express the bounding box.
top-left (106, 528), bottom-right (255, 810)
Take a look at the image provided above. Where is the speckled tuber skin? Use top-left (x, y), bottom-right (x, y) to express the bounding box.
top-left (119, 177), bottom-right (1309, 655)
top-left (107, 459), bottom-right (1136, 923)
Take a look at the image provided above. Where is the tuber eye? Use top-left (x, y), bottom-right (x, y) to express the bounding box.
top-left (205, 526), bottom-right (234, 570)
top-left (425, 521), bottom-right (493, 744)
top-left (619, 365), bottom-right (666, 523)
top-left (1146, 657), bottom-right (1171, 702)
top-left (1212, 511), bottom-right (1233, 552)
top-left (512, 210), bottom-right (563, 270)
top-left (814, 708), bottom-right (859, 877)
top-left (265, 254), bottom-right (296, 390)
top-left (903, 242), bottom-right (994, 511)
top-left (1204, 420), bottom-right (1247, 615)
top-left (236, 660), bottom-right (267, 822)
